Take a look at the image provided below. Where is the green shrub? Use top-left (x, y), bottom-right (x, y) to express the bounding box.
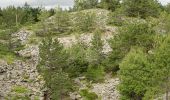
top-left (108, 8), bottom-right (125, 26)
top-left (86, 65), bottom-right (105, 83)
top-left (66, 43), bottom-right (89, 77)
top-left (0, 30), bottom-right (10, 40)
top-left (73, 12), bottom-right (96, 33)
top-left (80, 89), bottom-right (98, 100)
top-left (12, 86), bottom-right (28, 94)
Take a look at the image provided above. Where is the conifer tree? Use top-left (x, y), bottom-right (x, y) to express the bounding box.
top-left (122, 0), bottom-right (160, 18)
top-left (54, 7), bottom-right (70, 34)
top-left (39, 35), bottom-right (72, 99)
top-left (118, 48), bottom-right (153, 100)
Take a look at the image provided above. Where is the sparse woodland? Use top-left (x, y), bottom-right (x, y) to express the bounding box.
top-left (1, 0), bottom-right (170, 100)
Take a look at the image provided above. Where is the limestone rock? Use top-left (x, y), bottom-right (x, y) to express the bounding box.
top-left (12, 30), bottom-right (32, 45)
top-left (92, 78), bottom-right (120, 100)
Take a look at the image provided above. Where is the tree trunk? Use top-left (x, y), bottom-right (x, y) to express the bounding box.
top-left (44, 90), bottom-right (49, 100)
top-left (166, 90), bottom-right (169, 100)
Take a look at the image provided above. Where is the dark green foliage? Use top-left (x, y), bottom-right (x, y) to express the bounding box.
top-left (0, 43), bottom-right (14, 57)
top-left (98, 0), bottom-right (120, 11)
top-left (44, 70), bottom-right (72, 100)
top-left (122, 0), bottom-right (160, 18)
top-left (74, 0), bottom-right (98, 10)
top-left (118, 48), bottom-right (153, 100)
top-left (66, 43), bottom-right (89, 77)
top-left (38, 35), bottom-right (72, 99)
top-left (109, 20), bottom-right (156, 70)
top-left (39, 35), bottom-right (67, 70)
top-left (0, 5), bottom-right (40, 29)
top-left (80, 89), bottom-right (98, 100)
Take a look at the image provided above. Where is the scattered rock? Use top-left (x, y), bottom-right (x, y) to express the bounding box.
top-left (17, 45), bottom-right (39, 58)
top-left (92, 78), bottom-right (120, 100)
top-left (12, 30), bottom-right (32, 45)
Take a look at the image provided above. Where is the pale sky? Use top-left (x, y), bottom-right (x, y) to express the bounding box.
top-left (0, 0), bottom-right (170, 9)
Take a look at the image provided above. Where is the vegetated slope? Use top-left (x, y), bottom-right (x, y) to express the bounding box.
top-left (0, 8), bottom-right (119, 99)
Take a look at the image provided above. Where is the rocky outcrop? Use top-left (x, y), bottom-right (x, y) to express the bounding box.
top-left (18, 45), bottom-right (39, 58)
top-left (0, 30), bottom-right (44, 99)
top-left (92, 78), bottom-right (120, 100)
top-left (12, 30), bottom-right (33, 45)
top-left (58, 31), bottom-right (115, 53)
top-left (0, 59), bottom-right (44, 99)
top-left (70, 76), bottom-right (120, 100)
top-left (0, 19), bottom-right (117, 99)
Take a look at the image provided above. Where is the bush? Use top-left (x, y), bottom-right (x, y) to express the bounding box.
top-left (107, 8), bottom-right (125, 26)
top-left (86, 65), bottom-right (105, 82)
top-left (73, 12), bottom-right (96, 33)
top-left (98, 0), bottom-right (120, 11)
top-left (80, 89), bottom-right (98, 100)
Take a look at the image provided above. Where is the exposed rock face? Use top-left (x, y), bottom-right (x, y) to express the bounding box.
top-left (0, 22), bottom-right (117, 99)
top-left (58, 31), bottom-right (115, 54)
top-left (0, 59), bottom-right (44, 99)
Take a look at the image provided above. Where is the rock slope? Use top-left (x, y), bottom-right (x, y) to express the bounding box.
top-left (0, 30), bottom-right (44, 99)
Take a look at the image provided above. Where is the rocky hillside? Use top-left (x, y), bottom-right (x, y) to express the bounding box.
top-left (0, 30), bottom-right (44, 99)
top-left (0, 9), bottom-right (120, 100)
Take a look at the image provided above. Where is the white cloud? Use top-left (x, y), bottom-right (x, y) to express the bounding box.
top-left (0, 0), bottom-right (74, 8)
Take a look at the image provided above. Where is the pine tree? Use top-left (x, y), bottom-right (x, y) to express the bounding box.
top-left (118, 48), bottom-right (153, 100)
top-left (109, 20), bottom-right (155, 71)
top-left (88, 29), bottom-right (104, 65)
top-left (38, 35), bottom-right (72, 99)
top-left (122, 0), bottom-right (160, 18)
top-left (54, 7), bottom-right (70, 34)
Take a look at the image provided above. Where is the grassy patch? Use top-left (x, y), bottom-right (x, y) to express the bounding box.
top-left (80, 89), bottom-right (98, 100)
top-left (12, 86), bottom-right (28, 94)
